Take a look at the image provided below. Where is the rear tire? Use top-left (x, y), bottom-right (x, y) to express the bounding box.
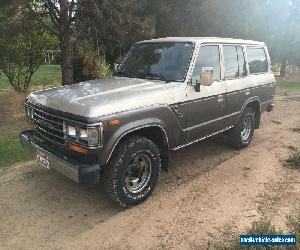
top-left (101, 136), bottom-right (161, 207)
top-left (228, 107), bottom-right (255, 149)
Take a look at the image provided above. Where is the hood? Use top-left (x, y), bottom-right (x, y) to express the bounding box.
top-left (28, 77), bottom-right (183, 118)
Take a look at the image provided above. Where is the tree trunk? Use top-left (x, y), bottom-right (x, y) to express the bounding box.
top-left (280, 57), bottom-right (287, 77)
top-left (60, 36), bottom-right (73, 85)
top-left (59, 0), bottom-right (73, 85)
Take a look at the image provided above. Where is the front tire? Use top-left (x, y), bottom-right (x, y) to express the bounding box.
top-left (102, 136), bottom-right (161, 207)
top-left (228, 107), bottom-right (255, 149)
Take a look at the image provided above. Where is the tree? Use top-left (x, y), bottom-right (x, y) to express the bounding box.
top-left (0, 28), bottom-right (51, 92)
top-left (25, 0), bottom-right (154, 84)
top-left (152, 0), bottom-right (300, 71)
top-left (75, 0), bottom-right (155, 65)
top-left (0, 0), bottom-right (52, 92)
top-left (73, 42), bottom-right (111, 83)
top-left (26, 0), bottom-right (78, 85)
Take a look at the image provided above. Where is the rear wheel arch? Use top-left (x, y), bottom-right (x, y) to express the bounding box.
top-left (228, 106), bottom-right (255, 149)
top-left (242, 98), bottom-right (261, 129)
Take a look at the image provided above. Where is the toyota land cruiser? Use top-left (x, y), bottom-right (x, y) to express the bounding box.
top-left (21, 37), bottom-right (276, 207)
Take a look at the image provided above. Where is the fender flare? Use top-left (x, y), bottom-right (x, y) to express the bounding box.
top-left (104, 122), bottom-right (169, 164)
top-left (238, 96), bottom-right (262, 129)
top-left (240, 96), bottom-right (262, 114)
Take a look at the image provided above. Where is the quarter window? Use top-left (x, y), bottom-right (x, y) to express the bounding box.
top-left (247, 47), bottom-right (268, 74)
top-left (192, 45), bottom-right (221, 83)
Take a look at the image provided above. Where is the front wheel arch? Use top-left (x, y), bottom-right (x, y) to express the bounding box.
top-left (106, 125), bottom-right (170, 170)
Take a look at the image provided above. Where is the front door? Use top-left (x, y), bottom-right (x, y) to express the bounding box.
top-left (183, 45), bottom-right (227, 142)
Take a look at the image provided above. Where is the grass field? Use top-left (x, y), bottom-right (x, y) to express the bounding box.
top-left (0, 64), bottom-right (61, 90)
top-left (277, 82), bottom-right (300, 90)
top-left (0, 132), bottom-right (33, 168)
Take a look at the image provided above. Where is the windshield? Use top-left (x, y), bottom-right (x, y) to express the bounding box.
top-left (115, 42), bottom-right (194, 82)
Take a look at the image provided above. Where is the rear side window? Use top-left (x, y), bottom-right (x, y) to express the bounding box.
top-left (223, 45), bottom-right (247, 79)
top-left (236, 47), bottom-right (247, 77)
top-left (192, 45), bottom-right (221, 82)
top-left (223, 46), bottom-right (239, 78)
top-left (247, 47), bottom-right (268, 74)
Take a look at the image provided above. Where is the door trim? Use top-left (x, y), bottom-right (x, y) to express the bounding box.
top-left (172, 125), bottom-right (234, 150)
top-left (183, 111), bottom-right (239, 132)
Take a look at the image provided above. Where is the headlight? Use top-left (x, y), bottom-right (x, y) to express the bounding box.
top-left (79, 128), bottom-right (88, 140)
top-left (79, 127), bottom-right (100, 145)
top-left (65, 123), bottom-right (103, 147)
top-left (66, 125), bottom-right (76, 138)
top-left (87, 127), bottom-right (101, 145)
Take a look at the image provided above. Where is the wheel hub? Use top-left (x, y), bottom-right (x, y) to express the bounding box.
top-left (125, 153), bottom-right (152, 194)
top-left (241, 115), bottom-right (251, 142)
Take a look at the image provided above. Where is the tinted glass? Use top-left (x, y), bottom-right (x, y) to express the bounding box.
top-left (247, 47), bottom-right (268, 74)
top-left (192, 45), bottom-right (220, 82)
top-left (236, 46), bottom-right (247, 77)
top-left (117, 42), bottom-right (194, 82)
top-left (223, 46), bottom-right (239, 78)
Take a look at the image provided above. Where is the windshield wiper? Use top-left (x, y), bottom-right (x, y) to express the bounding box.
top-left (139, 73), bottom-right (170, 83)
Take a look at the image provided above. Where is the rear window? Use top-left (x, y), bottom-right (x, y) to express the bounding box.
top-left (247, 47), bottom-right (268, 74)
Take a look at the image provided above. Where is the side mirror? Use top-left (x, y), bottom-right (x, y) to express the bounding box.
top-left (200, 67), bottom-right (214, 86)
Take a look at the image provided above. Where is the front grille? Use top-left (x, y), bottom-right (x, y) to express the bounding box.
top-left (31, 106), bottom-right (65, 145)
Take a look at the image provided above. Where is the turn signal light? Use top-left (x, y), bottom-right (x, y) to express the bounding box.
top-left (68, 143), bottom-right (88, 154)
top-left (108, 119), bottom-right (120, 126)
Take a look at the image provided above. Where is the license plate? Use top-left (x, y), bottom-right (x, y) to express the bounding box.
top-left (36, 150), bottom-right (50, 169)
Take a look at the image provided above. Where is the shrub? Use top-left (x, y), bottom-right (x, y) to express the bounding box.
top-left (0, 28), bottom-right (52, 92)
top-left (285, 150), bottom-right (300, 169)
top-left (73, 45), bottom-right (111, 83)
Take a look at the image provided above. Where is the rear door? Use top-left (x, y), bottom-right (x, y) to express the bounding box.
top-left (223, 45), bottom-right (251, 126)
top-left (184, 44), bottom-right (227, 142)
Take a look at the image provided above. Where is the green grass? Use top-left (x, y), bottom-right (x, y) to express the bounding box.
top-left (277, 82), bottom-right (300, 90)
top-left (0, 132), bottom-right (33, 168)
top-left (0, 64), bottom-right (61, 90)
top-left (285, 150), bottom-right (300, 169)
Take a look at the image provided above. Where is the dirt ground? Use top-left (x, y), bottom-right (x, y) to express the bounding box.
top-left (0, 89), bottom-right (300, 250)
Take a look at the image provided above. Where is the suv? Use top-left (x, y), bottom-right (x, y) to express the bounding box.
top-left (21, 37), bottom-right (276, 207)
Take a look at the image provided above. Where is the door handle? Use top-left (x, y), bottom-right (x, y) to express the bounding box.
top-left (245, 89), bottom-right (251, 96)
top-left (217, 95), bottom-right (224, 103)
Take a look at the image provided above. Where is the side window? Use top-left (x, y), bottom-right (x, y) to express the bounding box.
top-left (236, 46), bottom-right (247, 77)
top-left (223, 46), bottom-right (239, 78)
top-left (247, 47), bottom-right (268, 74)
top-left (192, 45), bottom-right (220, 83)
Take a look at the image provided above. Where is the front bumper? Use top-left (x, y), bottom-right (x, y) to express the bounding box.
top-left (20, 130), bottom-right (100, 184)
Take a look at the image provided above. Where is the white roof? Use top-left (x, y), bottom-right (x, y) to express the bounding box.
top-left (139, 37), bottom-right (265, 46)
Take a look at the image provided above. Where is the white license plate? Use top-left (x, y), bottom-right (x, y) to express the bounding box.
top-left (36, 150), bottom-right (50, 169)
